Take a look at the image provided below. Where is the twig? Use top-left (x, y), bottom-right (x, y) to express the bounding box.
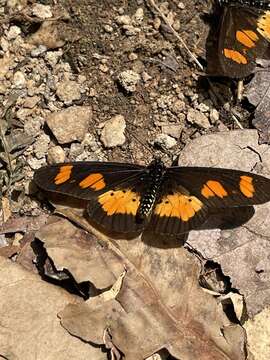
top-left (148, 0), bottom-right (204, 71)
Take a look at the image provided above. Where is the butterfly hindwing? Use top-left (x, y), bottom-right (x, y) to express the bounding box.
top-left (150, 180), bottom-right (209, 234)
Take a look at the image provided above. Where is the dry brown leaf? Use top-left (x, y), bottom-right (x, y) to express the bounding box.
top-left (36, 216), bottom-right (246, 359)
top-left (0, 213), bottom-right (48, 235)
top-left (0, 255), bottom-right (107, 360)
top-left (244, 306), bottom-right (270, 360)
top-left (182, 130), bottom-right (270, 316)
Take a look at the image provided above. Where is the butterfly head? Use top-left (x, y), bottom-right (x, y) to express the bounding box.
top-left (147, 157), bottom-right (166, 176)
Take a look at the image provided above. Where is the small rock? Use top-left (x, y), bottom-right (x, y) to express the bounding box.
top-left (100, 115), bottom-right (126, 148)
top-left (128, 52), bottom-right (138, 61)
top-left (197, 102), bottom-right (210, 113)
top-left (23, 95), bottom-right (40, 109)
top-left (153, 17), bottom-right (161, 30)
top-left (133, 8), bottom-right (144, 24)
top-left (13, 71), bottom-right (26, 88)
top-left (69, 143), bottom-right (84, 160)
top-left (46, 106), bottom-right (92, 144)
top-left (210, 109), bottom-right (219, 124)
top-left (118, 70), bottom-right (140, 92)
top-left (82, 133), bottom-right (100, 152)
top-left (28, 21), bottom-right (65, 49)
top-left (34, 133), bottom-right (50, 159)
top-left (141, 71), bottom-right (152, 82)
top-left (56, 80), bottom-right (81, 104)
top-left (103, 24), bottom-right (113, 33)
top-left (0, 54), bottom-right (12, 79)
top-left (0, 82), bottom-right (7, 94)
top-left (115, 15), bottom-right (131, 25)
top-left (122, 25), bottom-right (140, 36)
top-left (187, 108), bottom-right (211, 129)
top-left (27, 157), bottom-right (46, 170)
top-left (45, 50), bottom-right (63, 67)
top-left (32, 3), bottom-right (52, 19)
top-left (99, 64), bottom-right (109, 73)
top-left (47, 146), bottom-right (65, 164)
top-left (6, 25), bottom-right (21, 40)
top-left (161, 124), bottom-right (183, 139)
top-left (30, 45), bottom-right (47, 57)
top-left (171, 99), bottom-right (185, 114)
top-left (24, 117), bottom-right (42, 136)
top-left (0, 37), bottom-right (9, 51)
top-left (178, 2), bottom-right (185, 9)
top-left (155, 133), bottom-right (177, 149)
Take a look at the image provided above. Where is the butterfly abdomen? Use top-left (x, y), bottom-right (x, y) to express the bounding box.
top-left (136, 159), bottom-right (166, 222)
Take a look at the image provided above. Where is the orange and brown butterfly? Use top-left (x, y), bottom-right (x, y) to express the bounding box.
top-left (34, 158), bottom-right (270, 235)
top-left (206, 0), bottom-right (270, 78)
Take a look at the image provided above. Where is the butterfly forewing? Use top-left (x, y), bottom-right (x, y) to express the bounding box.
top-left (166, 167), bottom-right (270, 207)
top-left (34, 161), bottom-right (145, 200)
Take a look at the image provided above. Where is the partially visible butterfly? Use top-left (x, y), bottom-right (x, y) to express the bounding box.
top-left (34, 158), bottom-right (270, 235)
top-left (207, 0), bottom-right (270, 78)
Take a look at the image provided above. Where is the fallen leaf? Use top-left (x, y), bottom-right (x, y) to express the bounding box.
top-left (244, 306), bottom-right (270, 360)
top-left (36, 216), bottom-right (246, 359)
top-left (0, 256), bottom-right (107, 360)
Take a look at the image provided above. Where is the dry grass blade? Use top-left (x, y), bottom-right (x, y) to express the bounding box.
top-left (148, 0), bottom-right (204, 71)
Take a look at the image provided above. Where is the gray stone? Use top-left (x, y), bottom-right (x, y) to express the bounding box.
top-left (154, 133), bottom-right (177, 149)
top-left (161, 124), bottom-right (182, 139)
top-left (47, 146), bottom-right (65, 164)
top-left (187, 108), bottom-right (211, 129)
top-left (100, 115), bottom-right (126, 148)
top-left (46, 106), bottom-right (92, 144)
top-left (34, 133), bottom-right (50, 159)
top-left (56, 80), bottom-right (81, 104)
top-left (32, 3), bottom-right (52, 19)
top-left (118, 70), bottom-right (140, 92)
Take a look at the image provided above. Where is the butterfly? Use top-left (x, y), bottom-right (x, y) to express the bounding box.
top-left (206, 0), bottom-right (270, 78)
top-left (33, 158), bottom-right (270, 235)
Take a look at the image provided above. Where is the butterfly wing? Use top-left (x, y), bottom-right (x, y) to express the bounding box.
top-left (207, 6), bottom-right (270, 78)
top-left (34, 161), bottom-right (145, 199)
top-left (34, 161), bottom-right (147, 234)
top-left (150, 167), bottom-right (270, 235)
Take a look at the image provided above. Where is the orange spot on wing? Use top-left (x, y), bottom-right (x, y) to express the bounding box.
top-left (201, 180), bottom-right (228, 198)
top-left (239, 175), bottom-right (254, 198)
top-left (54, 165), bottom-right (73, 185)
top-left (79, 173), bottom-right (106, 191)
top-left (223, 49), bottom-right (248, 64)
top-left (257, 11), bottom-right (270, 41)
top-left (236, 30), bottom-right (258, 48)
top-left (98, 189), bottom-right (140, 216)
top-left (154, 193), bottom-right (203, 222)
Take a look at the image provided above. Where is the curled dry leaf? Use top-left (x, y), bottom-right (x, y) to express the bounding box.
top-left (36, 215), bottom-right (246, 359)
top-left (0, 256), bottom-right (107, 360)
